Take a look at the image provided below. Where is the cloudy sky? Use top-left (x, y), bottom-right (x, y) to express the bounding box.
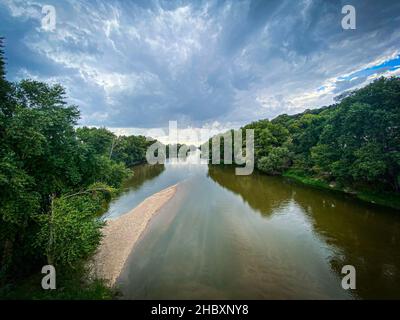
top-left (1, 0), bottom-right (400, 143)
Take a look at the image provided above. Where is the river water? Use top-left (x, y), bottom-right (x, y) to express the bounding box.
top-left (104, 155), bottom-right (400, 299)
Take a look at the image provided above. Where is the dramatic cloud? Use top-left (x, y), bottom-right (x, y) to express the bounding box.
top-left (1, 0), bottom-right (400, 135)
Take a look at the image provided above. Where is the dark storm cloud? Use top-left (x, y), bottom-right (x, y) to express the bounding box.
top-left (1, 0), bottom-right (399, 128)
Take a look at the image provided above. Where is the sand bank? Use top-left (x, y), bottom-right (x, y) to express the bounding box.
top-left (92, 184), bottom-right (177, 286)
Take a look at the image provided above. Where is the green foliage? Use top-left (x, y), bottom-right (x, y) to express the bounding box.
top-left (77, 152), bottom-right (130, 188)
top-left (280, 78), bottom-right (400, 195)
top-left (0, 265), bottom-right (115, 300)
top-left (76, 127), bottom-right (114, 156)
top-left (77, 127), bottom-right (150, 168)
top-left (208, 77), bottom-right (400, 206)
top-left (0, 78), bottom-right (134, 285)
top-left (257, 147), bottom-right (291, 175)
top-left (309, 80), bottom-right (400, 191)
top-left (241, 120), bottom-right (293, 173)
top-left (351, 143), bottom-right (387, 181)
top-left (0, 41), bottom-right (154, 295)
top-left (112, 134), bottom-right (152, 166)
top-left (283, 169), bottom-right (333, 190)
top-left (35, 183), bottom-right (115, 268)
top-left (93, 156), bottom-right (130, 187)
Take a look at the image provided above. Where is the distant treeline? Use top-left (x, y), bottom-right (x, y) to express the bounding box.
top-left (165, 143), bottom-right (197, 159)
top-left (206, 77), bottom-right (400, 207)
top-left (0, 38), bottom-right (155, 298)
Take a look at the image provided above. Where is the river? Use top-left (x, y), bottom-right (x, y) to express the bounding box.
top-left (103, 154), bottom-right (400, 299)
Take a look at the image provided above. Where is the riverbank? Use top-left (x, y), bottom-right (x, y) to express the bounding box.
top-left (283, 169), bottom-right (400, 211)
top-left (92, 184), bottom-right (178, 287)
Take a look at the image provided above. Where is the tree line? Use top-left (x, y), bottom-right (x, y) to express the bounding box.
top-left (0, 38), bottom-right (155, 298)
top-left (206, 77), bottom-right (400, 207)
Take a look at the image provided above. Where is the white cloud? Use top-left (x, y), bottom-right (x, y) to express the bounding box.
top-left (3, 0), bottom-right (400, 128)
top-left (2, 0), bottom-right (41, 20)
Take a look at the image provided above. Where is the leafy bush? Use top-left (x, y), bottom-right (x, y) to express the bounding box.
top-left (257, 147), bottom-right (291, 175)
top-left (35, 183), bottom-right (115, 268)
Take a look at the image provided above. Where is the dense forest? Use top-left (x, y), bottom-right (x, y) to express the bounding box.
top-left (206, 77), bottom-right (400, 209)
top-left (0, 38), bottom-right (155, 298)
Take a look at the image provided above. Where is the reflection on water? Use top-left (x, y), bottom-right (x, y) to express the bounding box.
top-left (123, 164), bottom-right (165, 192)
top-left (208, 166), bottom-right (400, 299)
top-left (112, 161), bottom-right (400, 299)
top-left (103, 164), bottom-right (165, 219)
top-left (207, 165), bottom-right (293, 216)
top-left (103, 159), bottom-right (206, 219)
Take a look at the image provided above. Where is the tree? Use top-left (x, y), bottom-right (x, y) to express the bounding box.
top-left (36, 183), bottom-right (114, 268)
top-left (207, 77), bottom-right (400, 194)
top-left (0, 41), bottom-right (157, 291)
top-left (257, 147), bottom-right (291, 175)
top-left (350, 143), bottom-right (387, 182)
top-left (76, 127), bottom-right (114, 156)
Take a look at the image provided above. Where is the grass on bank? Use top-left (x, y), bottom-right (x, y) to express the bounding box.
top-left (283, 169), bottom-right (400, 211)
top-left (283, 169), bottom-right (334, 190)
top-left (0, 265), bottom-right (116, 300)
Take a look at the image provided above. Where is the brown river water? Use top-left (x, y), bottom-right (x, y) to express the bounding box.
top-left (104, 157), bottom-right (400, 299)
